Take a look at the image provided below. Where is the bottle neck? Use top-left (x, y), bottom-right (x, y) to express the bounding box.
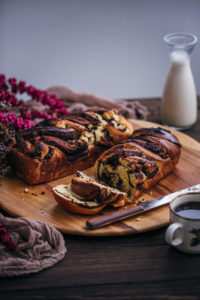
top-left (169, 50), bottom-right (190, 68)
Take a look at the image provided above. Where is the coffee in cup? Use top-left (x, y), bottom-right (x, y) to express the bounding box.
top-left (165, 192), bottom-right (200, 254)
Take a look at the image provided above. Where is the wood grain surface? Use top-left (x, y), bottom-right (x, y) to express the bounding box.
top-left (0, 120), bottom-right (200, 236)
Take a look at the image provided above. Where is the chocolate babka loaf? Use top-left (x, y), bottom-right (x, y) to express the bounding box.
top-left (9, 109), bottom-right (133, 185)
top-left (95, 127), bottom-right (181, 203)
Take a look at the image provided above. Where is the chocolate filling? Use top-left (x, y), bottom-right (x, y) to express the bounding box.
top-left (22, 127), bottom-right (78, 141)
top-left (35, 118), bottom-right (57, 127)
top-left (136, 182), bottom-right (145, 191)
top-left (105, 154), bottom-right (119, 169)
top-left (107, 119), bottom-right (126, 132)
top-left (128, 169), bottom-right (143, 179)
top-left (81, 113), bottom-right (100, 125)
top-left (64, 115), bottom-right (90, 126)
top-left (66, 149), bottom-right (89, 163)
top-left (26, 142), bottom-right (42, 159)
top-left (41, 136), bottom-right (87, 155)
top-left (144, 166), bottom-right (159, 179)
top-left (131, 127), bottom-right (181, 147)
top-left (44, 146), bottom-right (54, 160)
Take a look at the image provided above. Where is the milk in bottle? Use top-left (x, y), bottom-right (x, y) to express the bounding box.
top-left (161, 33), bottom-right (198, 130)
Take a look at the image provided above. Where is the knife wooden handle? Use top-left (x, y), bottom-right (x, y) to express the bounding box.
top-left (86, 205), bottom-right (144, 230)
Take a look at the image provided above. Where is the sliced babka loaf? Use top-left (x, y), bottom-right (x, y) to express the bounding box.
top-left (53, 184), bottom-right (106, 215)
top-left (95, 127), bottom-right (181, 203)
top-left (71, 171), bottom-right (128, 208)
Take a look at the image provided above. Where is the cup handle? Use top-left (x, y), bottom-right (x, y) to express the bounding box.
top-left (165, 223), bottom-right (183, 247)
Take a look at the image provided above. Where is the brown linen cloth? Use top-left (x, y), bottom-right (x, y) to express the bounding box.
top-left (0, 214), bottom-right (66, 277)
top-left (46, 86), bottom-right (148, 119)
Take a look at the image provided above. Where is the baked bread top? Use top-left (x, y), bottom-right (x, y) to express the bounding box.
top-left (9, 109), bottom-right (133, 184)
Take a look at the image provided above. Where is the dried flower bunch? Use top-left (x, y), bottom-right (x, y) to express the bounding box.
top-left (0, 74), bottom-right (68, 128)
top-left (0, 73), bottom-right (68, 178)
top-left (0, 217), bottom-right (17, 251)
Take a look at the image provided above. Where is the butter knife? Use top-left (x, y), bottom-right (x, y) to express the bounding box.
top-left (86, 184), bottom-right (200, 230)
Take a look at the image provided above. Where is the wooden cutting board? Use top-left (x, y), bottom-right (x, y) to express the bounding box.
top-left (0, 120), bottom-right (200, 236)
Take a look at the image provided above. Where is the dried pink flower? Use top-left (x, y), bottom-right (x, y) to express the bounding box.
top-left (0, 218), bottom-right (17, 251)
top-left (0, 73), bottom-right (68, 130)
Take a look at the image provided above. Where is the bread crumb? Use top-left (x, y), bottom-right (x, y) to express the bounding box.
top-left (135, 217), bottom-right (143, 221)
top-left (31, 193), bottom-right (37, 196)
top-left (24, 187), bottom-right (29, 193)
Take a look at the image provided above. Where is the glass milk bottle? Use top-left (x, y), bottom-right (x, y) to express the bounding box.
top-left (161, 32), bottom-right (198, 130)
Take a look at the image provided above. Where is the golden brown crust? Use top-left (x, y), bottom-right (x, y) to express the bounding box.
top-left (54, 194), bottom-right (105, 215)
top-left (9, 144), bottom-right (98, 185)
top-left (9, 109), bottom-right (133, 185)
top-left (106, 115), bottom-right (134, 144)
top-left (95, 127), bottom-right (181, 204)
top-left (53, 189), bottom-right (105, 215)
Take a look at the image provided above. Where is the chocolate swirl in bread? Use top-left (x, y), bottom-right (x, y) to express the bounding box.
top-left (53, 184), bottom-right (106, 215)
top-left (9, 109), bottom-right (133, 185)
top-left (71, 171), bottom-right (128, 208)
top-left (53, 171), bottom-right (129, 215)
top-left (95, 127), bottom-right (181, 203)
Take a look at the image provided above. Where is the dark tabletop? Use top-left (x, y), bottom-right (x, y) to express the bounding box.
top-left (1, 97), bottom-right (200, 300)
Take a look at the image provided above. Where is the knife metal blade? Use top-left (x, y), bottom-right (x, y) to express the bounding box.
top-left (86, 184), bottom-right (200, 230)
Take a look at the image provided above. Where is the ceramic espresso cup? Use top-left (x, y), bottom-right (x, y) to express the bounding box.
top-left (165, 192), bottom-right (200, 254)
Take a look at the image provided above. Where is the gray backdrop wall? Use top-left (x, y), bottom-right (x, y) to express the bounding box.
top-left (0, 0), bottom-right (200, 99)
